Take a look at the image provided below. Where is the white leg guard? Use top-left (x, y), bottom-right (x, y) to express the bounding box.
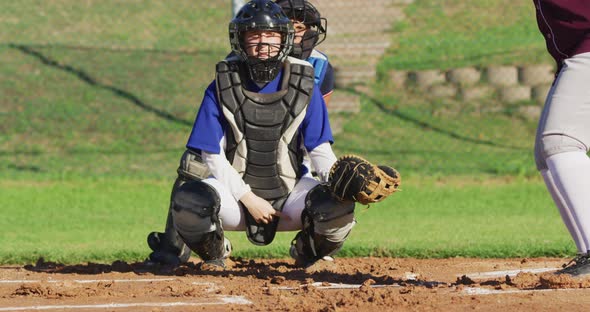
top-left (546, 151), bottom-right (590, 253)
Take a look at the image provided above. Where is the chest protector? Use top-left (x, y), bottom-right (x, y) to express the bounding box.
top-left (215, 58), bottom-right (315, 245)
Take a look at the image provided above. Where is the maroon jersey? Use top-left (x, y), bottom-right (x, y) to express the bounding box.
top-left (534, 0), bottom-right (590, 73)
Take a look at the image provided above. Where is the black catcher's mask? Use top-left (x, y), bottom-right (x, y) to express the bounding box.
top-left (275, 0), bottom-right (327, 59)
top-left (229, 0), bottom-right (295, 83)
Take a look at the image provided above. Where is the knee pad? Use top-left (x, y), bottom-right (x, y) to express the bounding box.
top-left (291, 185), bottom-right (356, 264)
top-left (177, 149), bottom-right (210, 181)
top-left (305, 184), bottom-right (355, 222)
top-left (171, 180), bottom-right (227, 260)
top-left (536, 134), bottom-right (587, 170)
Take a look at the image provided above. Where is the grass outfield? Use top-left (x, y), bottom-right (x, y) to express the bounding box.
top-left (0, 177), bottom-right (573, 264)
top-left (380, 0), bottom-right (551, 71)
top-left (0, 1), bottom-right (229, 49)
top-left (0, 1), bottom-right (572, 264)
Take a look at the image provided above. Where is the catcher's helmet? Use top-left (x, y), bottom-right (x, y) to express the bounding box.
top-left (230, 0), bottom-right (294, 83)
top-left (275, 0), bottom-right (327, 59)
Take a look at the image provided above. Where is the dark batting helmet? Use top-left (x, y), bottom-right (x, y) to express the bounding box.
top-left (229, 0), bottom-right (295, 83)
top-left (275, 0), bottom-right (327, 59)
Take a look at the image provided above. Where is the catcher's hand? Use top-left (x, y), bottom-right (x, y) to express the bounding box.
top-left (329, 154), bottom-right (401, 205)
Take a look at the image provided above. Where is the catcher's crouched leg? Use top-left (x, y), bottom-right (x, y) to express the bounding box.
top-left (290, 184), bottom-right (356, 267)
top-left (147, 176), bottom-right (192, 266)
top-left (171, 180), bottom-right (231, 270)
top-left (147, 150), bottom-right (212, 266)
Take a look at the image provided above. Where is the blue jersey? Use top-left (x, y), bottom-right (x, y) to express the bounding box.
top-left (186, 67), bottom-right (333, 156)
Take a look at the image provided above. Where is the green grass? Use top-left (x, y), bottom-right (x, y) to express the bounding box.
top-left (0, 177), bottom-right (573, 264)
top-left (380, 0), bottom-right (553, 71)
top-left (0, 44), bottom-right (221, 180)
top-left (0, 1), bottom-right (575, 264)
top-left (0, 1), bottom-right (229, 49)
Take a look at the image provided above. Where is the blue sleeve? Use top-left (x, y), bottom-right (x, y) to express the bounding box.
top-left (301, 86), bottom-right (334, 151)
top-left (186, 82), bottom-right (225, 154)
top-left (307, 52), bottom-right (334, 96)
top-left (319, 62), bottom-right (335, 96)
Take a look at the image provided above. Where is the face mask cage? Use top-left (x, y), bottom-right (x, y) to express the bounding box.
top-left (228, 0), bottom-right (295, 83)
top-left (229, 23), bottom-right (294, 83)
top-left (279, 1), bottom-right (327, 59)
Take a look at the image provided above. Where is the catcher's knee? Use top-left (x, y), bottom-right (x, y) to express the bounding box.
top-left (305, 184), bottom-right (355, 222)
top-left (291, 185), bottom-right (356, 264)
top-left (171, 180), bottom-right (227, 260)
top-left (177, 149), bottom-right (211, 181)
top-left (535, 134), bottom-right (588, 171)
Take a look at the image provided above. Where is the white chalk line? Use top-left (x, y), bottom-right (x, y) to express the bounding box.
top-left (0, 278), bottom-right (247, 311)
top-left (1, 278), bottom-right (220, 293)
top-left (274, 281), bottom-right (402, 290)
top-left (0, 296), bottom-right (252, 311)
top-left (462, 286), bottom-right (584, 296)
top-left (0, 278), bottom-right (178, 284)
top-left (459, 267), bottom-right (590, 295)
top-left (461, 267), bottom-right (561, 280)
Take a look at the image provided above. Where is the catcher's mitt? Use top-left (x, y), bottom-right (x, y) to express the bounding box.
top-left (329, 154), bottom-right (401, 205)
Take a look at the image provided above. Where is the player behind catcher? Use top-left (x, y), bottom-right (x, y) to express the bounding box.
top-left (146, 0), bottom-right (400, 270)
top-left (275, 0), bottom-right (334, 106)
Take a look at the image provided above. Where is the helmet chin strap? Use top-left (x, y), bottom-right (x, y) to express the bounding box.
top-left (291, 45), bottom-right (304, 59)
top-left (293, 30), bottom-right (318, 60)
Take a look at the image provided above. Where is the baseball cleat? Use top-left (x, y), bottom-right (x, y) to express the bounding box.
top-left (198, 259), bottom-right (227, 271)
top-left (197, 237), bottom-right (232, 271)
top-left (146, 231), bottom-right (191, 266)
top-left (555, 253), bottom-right (590, 277)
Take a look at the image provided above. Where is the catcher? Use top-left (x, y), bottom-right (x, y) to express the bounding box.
top-left (146, 0), bottom-right (335, 267)
top-left (147, 0), bottom-right (400, 269)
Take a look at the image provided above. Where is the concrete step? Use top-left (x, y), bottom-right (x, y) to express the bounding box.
top-left (329, 115), bottom-right (344, 135)
top-left (319, 34), bottom-right (391, 62)
top-left (302, 0), bottom-right (415, 100)
top-left (332, 56), bottom-right (386, 67)
top-left (316, 6), bottom-right (403, 16)
top-left (335, 74), bottom-right (376, 87)
top-left (321, 33), bottom-right (391, 46)
top-left (310, 0), bottom-right (410, 8)
top-left (322, 10), bottom-right (404, 35)
top-left (319, 7), bottom-right (404, 19)
top-left (320, 41), bottom-right (390, 58)
top-left (334, 65), bottom-right (377, 87)
top-left (327, 91), bottom-right (361, 113)
top-left (329, 56), bottom-right (382, 69)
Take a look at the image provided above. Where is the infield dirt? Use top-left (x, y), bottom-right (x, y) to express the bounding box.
top-left (2, 257), bottom-right (590, 311)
